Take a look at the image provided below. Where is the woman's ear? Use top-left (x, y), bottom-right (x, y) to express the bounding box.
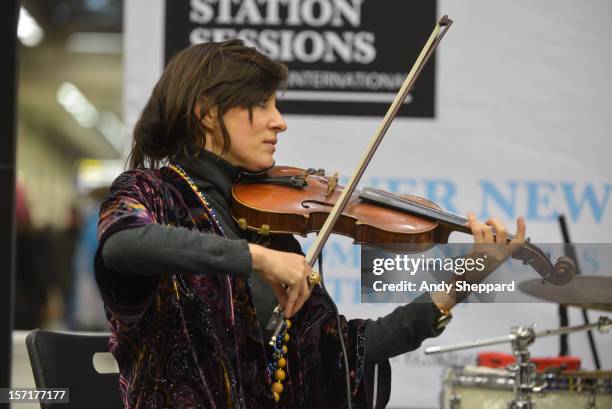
top-left (195, 103), bottom-right (218, 131)
top-left (203, 107), bottom-right (218, 132)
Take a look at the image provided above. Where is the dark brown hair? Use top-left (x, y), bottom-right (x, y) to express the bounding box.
top-left (128, 39), bottom-right (288, 169)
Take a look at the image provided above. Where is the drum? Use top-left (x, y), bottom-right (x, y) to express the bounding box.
top-left (441, 366), bottom-right (612, 409)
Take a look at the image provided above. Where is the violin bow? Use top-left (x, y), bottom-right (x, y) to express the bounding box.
top-left (267, 15), bottom-right (454, 339)
top-left (305, 15), bottom-right (453, 267)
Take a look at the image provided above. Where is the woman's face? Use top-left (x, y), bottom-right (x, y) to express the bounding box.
top-left (207, 95), bottom-right (287, 172)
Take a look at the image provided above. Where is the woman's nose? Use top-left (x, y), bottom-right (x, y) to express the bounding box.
top-left (270, 108), bottom-right (288, 133)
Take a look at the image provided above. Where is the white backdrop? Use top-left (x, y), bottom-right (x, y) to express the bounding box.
top-left (125, 1), bottom-right (612, 407)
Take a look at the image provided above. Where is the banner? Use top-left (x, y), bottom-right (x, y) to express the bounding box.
top-left (165, 0), bottom-right (437, 117)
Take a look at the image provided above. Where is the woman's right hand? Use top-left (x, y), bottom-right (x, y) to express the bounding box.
top-left (248, 243), bottom-right (312, 318)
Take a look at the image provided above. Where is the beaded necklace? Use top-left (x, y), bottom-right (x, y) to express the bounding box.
top-left (267, 318), bottom-right (290, 402)
top-left (168, 163), bottom-right (226, 236)
top-left (168, 162), bottom-right (291, 402)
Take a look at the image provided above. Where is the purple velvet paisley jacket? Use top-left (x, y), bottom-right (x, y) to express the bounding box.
top-left (95, 167), bottom-right (390, 409)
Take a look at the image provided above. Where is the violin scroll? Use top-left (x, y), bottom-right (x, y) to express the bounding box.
top-left (511, 243), bottom-right (575, 285)
top-left (553, 256), bottom-right (576, 283)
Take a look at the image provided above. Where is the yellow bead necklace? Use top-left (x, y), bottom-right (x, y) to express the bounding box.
top-left (268, 318), bottom-right (291, 402)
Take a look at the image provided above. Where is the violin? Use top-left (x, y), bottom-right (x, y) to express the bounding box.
top-left (232, 165), bottom-right (575, 286)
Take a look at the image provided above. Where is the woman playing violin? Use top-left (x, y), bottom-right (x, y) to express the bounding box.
top-left (95, 39), bottom-right (526, 409)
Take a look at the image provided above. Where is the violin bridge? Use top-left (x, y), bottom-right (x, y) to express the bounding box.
top-left (326, 172), bottom-right (338, 197)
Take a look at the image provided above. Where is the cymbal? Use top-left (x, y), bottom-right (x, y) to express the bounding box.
top-left (519, 276), bottom-right (612, 312)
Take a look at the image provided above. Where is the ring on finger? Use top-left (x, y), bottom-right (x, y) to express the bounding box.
top-left (307, 271), bottom-right (321, 287)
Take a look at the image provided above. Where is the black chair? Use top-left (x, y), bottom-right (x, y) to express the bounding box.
top-left (25, 329), bottom-right (123, 409)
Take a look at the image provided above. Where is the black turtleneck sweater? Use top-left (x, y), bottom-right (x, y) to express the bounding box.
top-left (101, 151), bottom-right (443, 364)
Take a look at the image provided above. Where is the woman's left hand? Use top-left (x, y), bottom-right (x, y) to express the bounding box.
top-left (466, 212), bottom-right (526, 263)
top-left (431, 213), bottom-right (527, 312)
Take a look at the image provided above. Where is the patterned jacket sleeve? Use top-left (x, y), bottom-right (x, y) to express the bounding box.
top-left (94, 169), bottom-right (166, 319)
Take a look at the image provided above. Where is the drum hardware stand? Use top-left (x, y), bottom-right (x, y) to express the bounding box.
top-left (426, 316), bottom-right (611, 409)
top-left (558, 214), bottom-right (602, 369)
top-left (578, 372), bottom-right (605, 409)
top-left (449, 393), bottom-right (461, 409)
top-left (506, 326), bottom-right (545, 409)
top-left (446, 367), bottom-right (462, 409)
top-left (586, 389), bottom-right (598, 409)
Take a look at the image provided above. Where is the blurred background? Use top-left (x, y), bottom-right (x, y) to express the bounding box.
top-left (16, 0), bottom-right (125, 332)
